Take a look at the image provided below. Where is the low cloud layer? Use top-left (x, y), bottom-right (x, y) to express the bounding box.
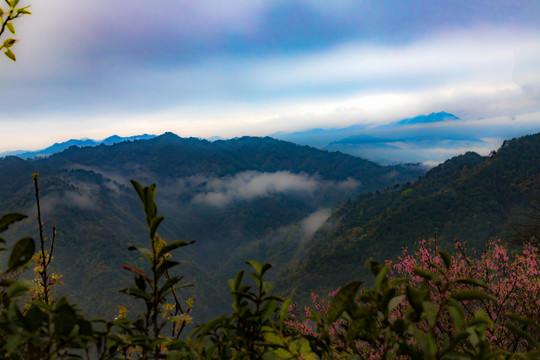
top-left (192, 171), bottom-right (361, 207)
top-left (192, 171), bottom-right (319, 207)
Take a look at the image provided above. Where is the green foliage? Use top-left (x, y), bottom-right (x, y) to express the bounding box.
top-left (281, 133), bottom-right (540, 299)
top-left (0, 178), bottom-right (539, 359)
top-left (0, 0), bottom-right (31, 61)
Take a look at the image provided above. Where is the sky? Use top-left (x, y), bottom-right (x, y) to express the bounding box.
top-left (1, 0), bottom-right (540, 158)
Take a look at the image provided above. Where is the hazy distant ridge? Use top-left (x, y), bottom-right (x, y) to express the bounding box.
top-left (0, 134), bottom-right (156, 159)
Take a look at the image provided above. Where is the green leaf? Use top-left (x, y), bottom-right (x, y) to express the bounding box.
top-left (6, 280), bottom-right (31, 298)
top-left (54, 303), bottom-right (77, 337)
top-left (7, 237), bottom-right (34, 271)
top-left (78, 319), bottom-right (93, 337)
top-left (447, 303), bottom-right (465, 329)
top-left (423, 301), bottom-right (439, 327)
top-left (229, 270), bottom-right (244, 293)
top-left (373, 264), bottom-right (388, 290)
top-left (455, 278), bottom-right (489, 289)
top-left (327, 280), bottom-right (362, 324)
top-left (388, 295), bottom-right (404, 313)
top-left (450, 289), bottom-right (495, 302)
top-left (261, 262), bottom-right (273, 277)
top-left (16, 6), bottom-right (31, 15)
top-left (3, 37), bottom-right (16, 48)
top-left (6, 22), bottom-right (14, 35)
top-left (246, 260), bottom-right (262, 276)
top-left (130, 180), bottom-right (158, 225)
top-left (438, 249), bottom-right (452, 269)
top-left (261, 299), bottom-right (277, 323)
top-left (156, 260), bottom-right (180, 279)
top-left (507, 313), bottom-right (540, 331)
top-left (412, 325), bottom-right (437, 358)
top-left (4, 48), bottom-right (15, 61)
top-left (25, 306), bottom-right (48, 332)
top-left (413, 267), bottom-right (441, 283)
top-left (6, 334), bottom-right (22, 354)
top-left (121, 287), bottom-right (153, 302)
top-left (405, 285), bottom-right (428, 313)
top-left (0, 212), bottom-right (27, 233)
top-left (7, 301), bottom-right (25, 328)
top-left (279, 297), bottom-right (293, 330)
top-left (149, 215), bottom-right (164, 239)
top-left (159, 276), bottom-right (183, 294)
top-left (505, 321), bottom-right (540, 349)
top-left (157, 240), bottom-right (193, 258)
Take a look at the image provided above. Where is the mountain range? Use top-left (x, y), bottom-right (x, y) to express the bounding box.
top-left (0, 112), bottom-right (495, 165)
top-left (1, 131), bottom-right (539, 323)
top-left (0, 133), bottom-right (423, 320)
top-left (0, 134), bottom-right (156, 159)
top-left (271, 111), bottom-right (499, 164)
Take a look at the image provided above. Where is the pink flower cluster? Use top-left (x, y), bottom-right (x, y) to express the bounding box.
top-left (387, 238), bottom-right (540, 351)
top-left (287, 238), bottom-right (540, 356)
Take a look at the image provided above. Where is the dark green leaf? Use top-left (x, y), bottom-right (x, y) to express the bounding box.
top-left (450, 289), bottom-right (495, 302)
top-left (7, 280), bottom-right (31, 298)
top-left (438, 250), bottom-right (452, 269)
top-left (505, 321), bottom-right (540, 349)
top-left (507, 313), bottom-right (540, 330)
top-left (123, 287), bottom-right (152, 302)
top-left (158, 240), bottom-right (193, 258)
top-left (159, 276), bottom-right (183, 295)
top-left (455, 278), bottom-right (489, 289)
top-left (0, 213), bottom-right (27, 233)
top-left (54, 304), bottom-right (78, 337)
top-left (7, 237), bottom-right (34, 271)
top-left (149, 216), bottom-right (164, 239)
top-left (373, 264), bottom-right (388, 290)
top-left (25, 306), bottom-right (48, 332)
top-left (156, 260), bottom-right (180, 279)
top-left (279, 297), bottom-right (293, 330)
top-left (328, 280), bottom-right (362, 324)
top-left (413, 268), bottom-right (440, 283)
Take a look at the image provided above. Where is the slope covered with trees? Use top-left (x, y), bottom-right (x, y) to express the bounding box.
top-left (279, 133), bottom-right (540, 299)
top-left (0, 133), bottom-right (424, 319)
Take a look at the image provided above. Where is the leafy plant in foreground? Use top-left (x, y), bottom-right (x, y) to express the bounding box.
top-left (99, 180), bottom-right (195, 359)
top-left (289, 239), bottom-right (540, 359)
top-left (0, 0), bottom-right (32, 61)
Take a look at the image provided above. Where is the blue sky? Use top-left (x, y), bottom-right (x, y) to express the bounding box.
top-left (1, 0), bottom-right (540, 159)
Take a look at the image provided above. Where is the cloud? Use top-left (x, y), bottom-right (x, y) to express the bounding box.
top-left (2, 1), bottom-right (540, 154)
top-left (41, 190), bottom-right (97, 213)
top-left (192, 171), bottom-right (319, 207)
top-left (299, 208), bottom-right (332, 240)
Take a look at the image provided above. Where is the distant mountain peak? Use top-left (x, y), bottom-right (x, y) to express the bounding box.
top-left (396, 111), bottom-right (459, 125)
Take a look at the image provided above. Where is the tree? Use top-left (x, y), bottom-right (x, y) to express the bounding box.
top-left (0, 0), bottom-right (32, 61)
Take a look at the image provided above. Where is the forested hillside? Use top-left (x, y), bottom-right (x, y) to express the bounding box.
top-left (278, 133), bottom-right (540, 300)
top-left (0, 133), bottom-right (423, 319)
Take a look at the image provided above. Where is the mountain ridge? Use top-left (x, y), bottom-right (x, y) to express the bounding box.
top-left (0, 134), bottom-right (157, 159)
top-left (276, 132), bottom-right (540, 300)
top-left (0, 133), bottom-right (424, 320)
